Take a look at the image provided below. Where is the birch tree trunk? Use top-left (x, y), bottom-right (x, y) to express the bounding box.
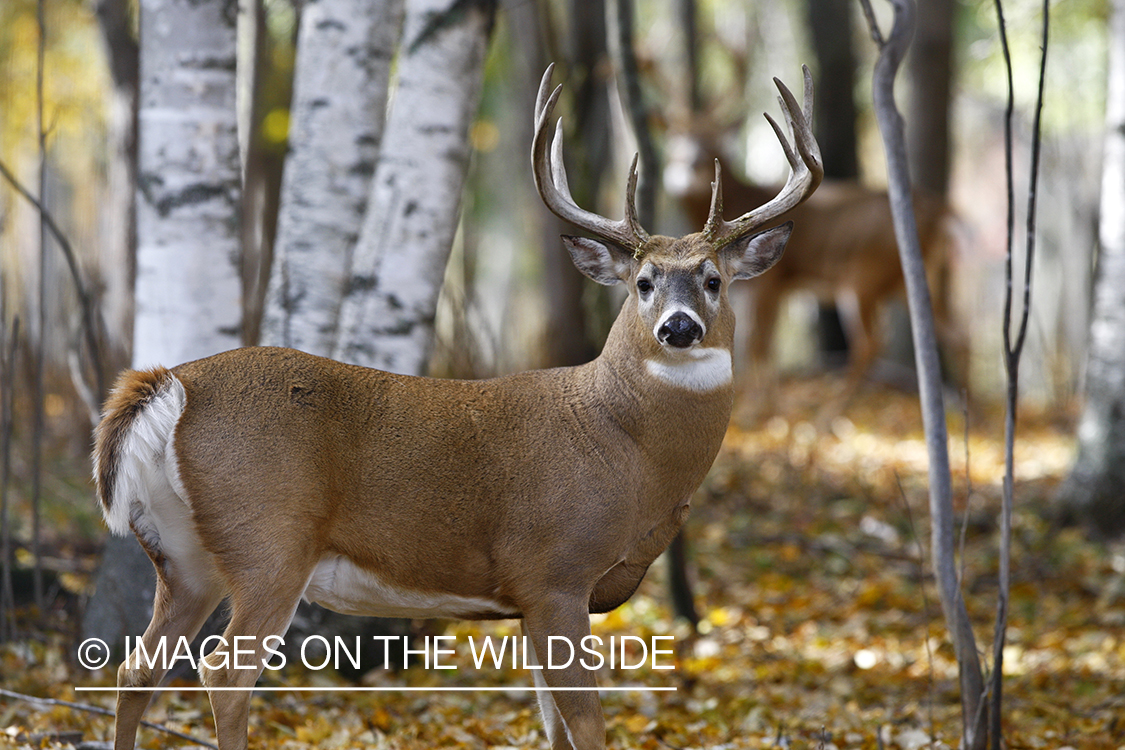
top-left (260, 0), bottom-right (404, 355)
top-left (83, 0), bottom-right (241, 645)
top-left (131, 0), bottom-right (242, 365)
top-left (333, 0), bottom-right (497, 373)
top-left (1057, 0), bottom-right (1125, 539)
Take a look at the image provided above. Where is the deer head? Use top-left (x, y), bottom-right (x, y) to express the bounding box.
top-left (532, 64), bottom-right (822, 375)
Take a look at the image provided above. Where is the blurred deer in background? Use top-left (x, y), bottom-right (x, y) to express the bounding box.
top-left (664, 117), bottom-right (965, 416)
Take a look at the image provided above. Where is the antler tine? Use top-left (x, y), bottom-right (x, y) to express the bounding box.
top-left (703, 159), bottom-right (724, 240)
top-left (535, 63), bottom-right (556, 124)
top-left (800, 62), bottom-right (815, 127)
top-left (549, 119), bottom-right (572, 197)
top-left (532, 65), bottom-right (650, 254)
top-left (623, 154), bottom-right (651, 249)
top-left (705, 66), bottom-right (823, 248)
top-left (786, 66), bottom-right (821, 174)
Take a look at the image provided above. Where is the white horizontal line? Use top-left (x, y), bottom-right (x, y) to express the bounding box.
top-left (75, 686), bottom-right (676, 693)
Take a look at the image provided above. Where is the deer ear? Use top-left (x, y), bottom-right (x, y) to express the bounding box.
top-left (562, 236), bottom-right (630, 286)
top-left (725, 222), bottom-right (793, 280)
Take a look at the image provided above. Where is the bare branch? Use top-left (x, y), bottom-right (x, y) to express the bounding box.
top-left (992, 0), bottom-right (1049, 746)
top-left (858, 0), bottom-right (886, 47)
top-left (0, 312), bottom-right (18, 642)
top-left (0, 688), bottom-right (219, 749)
top-left (0, 158), bottom-right (106, 401)
top-left (862, 1), bottom-right (986, 747)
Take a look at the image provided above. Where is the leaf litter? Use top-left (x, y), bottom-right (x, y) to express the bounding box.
top-left (2, 375), bottom-right (1123, 749)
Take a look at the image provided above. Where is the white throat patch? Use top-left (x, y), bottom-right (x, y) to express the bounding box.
top-left (645, 348), bottom-right (732, 392)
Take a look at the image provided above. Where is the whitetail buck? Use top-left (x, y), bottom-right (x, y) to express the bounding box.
top-left (92, 65), bottom-right (821, 750)
top-left (665, 124), bottom-right (962, 409)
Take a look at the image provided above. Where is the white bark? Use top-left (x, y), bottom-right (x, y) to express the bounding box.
top-left (1060, 0), bottom-right (1125, 536)
top-left (333, 0), bottom-right (494, 374)
top-left (84, 0), bottom-right (241, 649)
top-left (260, 0), bottom-right (404, 355)
top-left (132, 0), bottom-right (242, 368)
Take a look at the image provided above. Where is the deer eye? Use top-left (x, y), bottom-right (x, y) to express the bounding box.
top-left (706, 277), bottom-right (721, 292)
top-left (636, 278), bottom-right (654, 294)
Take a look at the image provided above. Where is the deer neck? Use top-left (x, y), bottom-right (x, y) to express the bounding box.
top-left (585, 296), bottom-right (735, 488)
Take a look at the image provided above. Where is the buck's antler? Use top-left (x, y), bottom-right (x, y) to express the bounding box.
top-left (533, 63), bottom-right (651, 255)
top-left (703, 65), bottom-right (823, 249)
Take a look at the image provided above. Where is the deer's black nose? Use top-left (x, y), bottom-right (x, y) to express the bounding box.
top-left (658, 312), bottom-right (702, 348)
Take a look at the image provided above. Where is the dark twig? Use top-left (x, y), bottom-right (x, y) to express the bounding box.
top-left (31, 0), bottom-right (48, 613)
top-left (0, 688), bottom-right (219, 749)
top-left (959, 396), bottom-right (973, 587)
top-left (0, 159), bottom-right (106, 403)
top-left (991, 0), bottom-right (1049, 747)
top-left (858, 0), bottom-right (885, 46)
top-left (0, 312), bottom-right (17, 642)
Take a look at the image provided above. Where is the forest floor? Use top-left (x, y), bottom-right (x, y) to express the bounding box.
top-left (1, 374), bottom-right (1123, 750)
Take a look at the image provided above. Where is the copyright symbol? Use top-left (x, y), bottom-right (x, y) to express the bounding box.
top-left (77, 638), bottom-right (110, 670)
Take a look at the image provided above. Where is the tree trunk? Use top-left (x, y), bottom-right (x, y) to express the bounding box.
top-left (678, 0), bottom-right (700, 114)
top-left (507, 0), bottom-right (596, 368)
top-left (333, 0), bottom-right (497, 373)
top-left (806, 0), bottom-right (859, 362)
top-left (260, 0), bottom-right (404, 355)
top-left (876, 0), bottom-right (954, 377)
top-left (83, 0), bottom-right (242, 647)
top-left (91, 0), bottom-right (138, 371)
top-left (81, 29), bottom-right (149, 639)
top-left (518, 0), bottom-right (612, 369)
top-left (521, 0), bottom-right (606, 368)
top-left (237, 0), bottom-right (276, 346)
top-left (1056, 0), bottom-right (1125, 539)
top-left (608, 0), bottom-right (658, 230)
top-left (550, 0), bottom-right (615, 363)
top-left (807, 0), bottom-right (859, 181)
top-left (907, 0), bottom-right (954, 196)
top-left (131, 0), bottom-right (242, 363)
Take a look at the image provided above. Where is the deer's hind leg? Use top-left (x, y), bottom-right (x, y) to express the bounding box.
top-left (114, 541), bottom-right (224, 750)
top-left (736, 281), bottom-right (787, 423)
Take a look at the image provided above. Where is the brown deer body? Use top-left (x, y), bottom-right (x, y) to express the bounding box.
top-left (93, 66), bottom-right (821, 750)
top-left (666, 133), bottom-right (961, 407)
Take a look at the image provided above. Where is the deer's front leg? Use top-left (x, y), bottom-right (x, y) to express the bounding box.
top-left (521, 598), bottom-right (604, 750)
top-left (522, 619), bottom-right (567, 747)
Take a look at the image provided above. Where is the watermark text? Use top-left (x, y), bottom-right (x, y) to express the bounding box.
top-left (77, 634), bottom-right (675, 674)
